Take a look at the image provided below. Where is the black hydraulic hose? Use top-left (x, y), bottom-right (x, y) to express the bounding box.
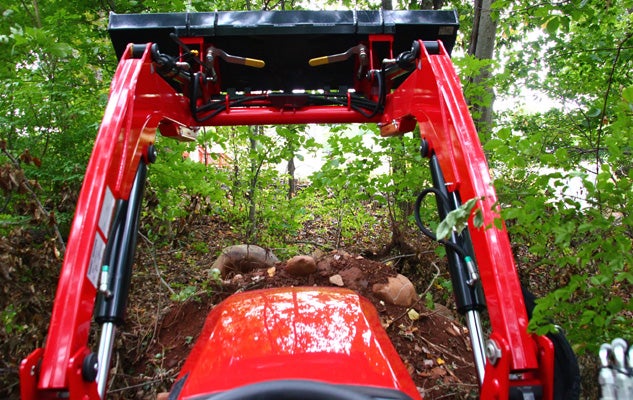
top-left (413, 187), bottom-right (469, 260)
top-left (193, 94), bottom-right (269, 123)
top-left (307, 90), bottom-right (382, 119)
top-left (312, 94), bottom-right (377, 109)
top-left (312, 96), bottom-right (379, 118)
top-left (151, 43), bottom-right (193, 93)
top-left (362, 69), bottom-right (385, 119)
top-left (414, 185), bottom-right (487, 314)
top-left (396, 41), bottom-right (420, 71)
top-left (188, 69), bottom-right (384, 121)
top-left (194, 92), bottom-right (381, 122)
top-left (422, 154), bottom-right (486, 313)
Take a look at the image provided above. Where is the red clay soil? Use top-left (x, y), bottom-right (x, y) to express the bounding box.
top-left (121, 250), bottom-right (478, 400)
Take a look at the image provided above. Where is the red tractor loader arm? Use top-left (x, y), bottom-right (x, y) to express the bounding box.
top-left (21, 10), bottom-right (556, 400)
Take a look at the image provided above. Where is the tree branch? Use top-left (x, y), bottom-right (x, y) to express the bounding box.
top-left (594, 30), bottom-right (633, 211)
top-left (139, 232), bottom-right (175, 295)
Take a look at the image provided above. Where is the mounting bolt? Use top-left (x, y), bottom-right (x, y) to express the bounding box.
top-left (81, 352), bottom-right (99, 382)
top-left (485, 339), bottom-right (502, 365)
top-left (146, 144), bottom-right (157, 164)
top-left (419, 139), bottom-right (431, 158)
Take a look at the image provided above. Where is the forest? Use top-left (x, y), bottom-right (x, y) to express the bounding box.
top-left (1, 0), bottom-right (631, 399)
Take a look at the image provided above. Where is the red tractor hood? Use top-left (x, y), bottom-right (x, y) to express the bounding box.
top-left (174, 286), bottom-right (421, 399)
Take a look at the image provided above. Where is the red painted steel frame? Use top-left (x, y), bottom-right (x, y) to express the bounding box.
top-left (20, 40), bottom-right (554, 399)
top-left (19, 45), bottom-right (194, 399)
top-left (389, 41), bottom-right (529, 351)
top-left (382, 41), bottom-right (553, 399)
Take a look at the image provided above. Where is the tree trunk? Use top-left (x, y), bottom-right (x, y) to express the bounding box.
top-left (287, 157), bottom-right (296, 199)
top-left (247, 126), bottom-right (261, 243)
top-left (468, 0), bottom-right (498, 139)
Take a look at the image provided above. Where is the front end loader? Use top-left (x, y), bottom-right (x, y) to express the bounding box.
top-left (21, 10), bottom-right (575, 399)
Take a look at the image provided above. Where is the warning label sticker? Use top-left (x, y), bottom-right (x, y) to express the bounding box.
top-left (87, 234), bottom-right (106, 288)
top-left (98, 186), bottom-right (116, 239)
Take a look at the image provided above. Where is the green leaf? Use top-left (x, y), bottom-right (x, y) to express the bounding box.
top-left (615, 271), bottom-right (633, 284)
top-left (622, 85), bottom-right (633, 103)
top-left (533, 7), bottom-right (551, 19)
top-left (50, 42), bottom-right (72, 58)
top-left (580, 310), bottom-right (596, 325)
top-left (554, 148), bottom-right (568, 162)
top-left (473, 208), bottom-right (484, 228)
top-left (606, 298), bottom-right (623, 314)
top-left (435, 198), bottom-right (479, 240)
top-left (497, 127), bottom-right (512, 140)
top-left (586, 107), bottom-right (602, 118)
top-left (545, 17), bottom-right (560, 35)
top-left (593, 314), bottom-right (605, 328)
top-left (436, 219), bottom-right (453, 241)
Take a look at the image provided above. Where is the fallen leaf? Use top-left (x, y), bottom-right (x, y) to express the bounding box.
top-left (267, 267), bottom-right (276, 277)
top-left (404, 361), bottom-right (415, 375)
top-left (407, 309), bottom-right (420, 321)
top-left (445, 325), bottom-right (460, 337)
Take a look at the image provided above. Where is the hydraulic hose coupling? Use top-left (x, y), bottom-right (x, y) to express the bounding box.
top-left (464, 256), bottom-right (480, 287)
top-left (98, 265), bottom-right (112, 298)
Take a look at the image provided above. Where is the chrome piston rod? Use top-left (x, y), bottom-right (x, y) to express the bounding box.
top-left (466, 309), bottom-right (487, 384)
top-left (96, 322), bottom-right (116, 398)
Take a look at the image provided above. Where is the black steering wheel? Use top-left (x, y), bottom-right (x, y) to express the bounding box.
top-left (203, 380), bottom-right (375, 400)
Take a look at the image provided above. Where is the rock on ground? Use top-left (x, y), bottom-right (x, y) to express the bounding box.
top-left (372, 274), bottom-right (418, 307)
top-left (285, 255), bottom-right (317, 276)
top-left (329, 274), bottom-right (345, 286)
top-left (211, 244), bottom-right (279, 277)
top-left (338, 267), bottom-right (365, 290)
